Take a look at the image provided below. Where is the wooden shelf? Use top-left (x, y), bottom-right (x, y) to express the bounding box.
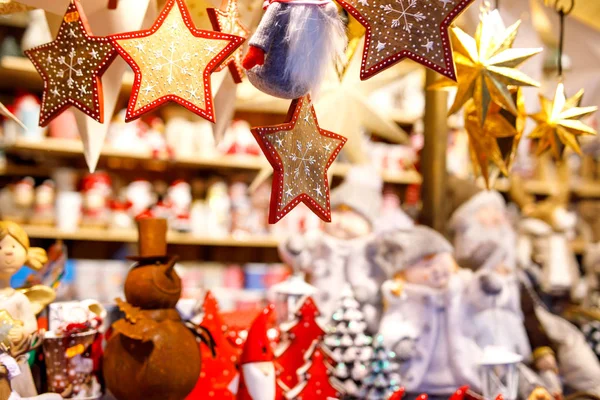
top-left (491, 178), bottom-right (600, 199)
top-left (23, 225), bottom-right (280, 248)
top-left (3, 137), bottom-right (423, 184)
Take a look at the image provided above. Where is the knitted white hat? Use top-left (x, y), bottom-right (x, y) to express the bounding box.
top-left (448, 190), bottom-right (506, 233)
top-left (330, 166), bottom-right (383, 225)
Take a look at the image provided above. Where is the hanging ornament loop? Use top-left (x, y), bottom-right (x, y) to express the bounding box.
top-left (555, 0), bottom-right (575, 77)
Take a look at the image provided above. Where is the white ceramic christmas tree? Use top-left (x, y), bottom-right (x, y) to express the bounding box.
top-left (324, 285), bottom-right (373, 398)
top-left (357, 334), bottom-right (402, 400)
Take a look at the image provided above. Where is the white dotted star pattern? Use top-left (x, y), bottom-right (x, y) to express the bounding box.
top-left (339, 0), bottom-right (474, 80)
top-left (111, 0), bottom-right (244, 122)
top-left (25, 1), bottom-right (116, 126)
top-left (252, 96), bottom-right (347, 223)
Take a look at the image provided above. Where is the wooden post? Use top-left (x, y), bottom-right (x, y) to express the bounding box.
top-left (420, 69), bottom-right (448, 232)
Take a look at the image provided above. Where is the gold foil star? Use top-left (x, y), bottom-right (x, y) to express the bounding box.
top-left (432, 9), bottom-right (542, 125)
top-left (530, 83), bottom-right (598, 159)
top-left (111, 0), bottom-right (244, 122)
top-left (465, 88), bottom-right (526, 188)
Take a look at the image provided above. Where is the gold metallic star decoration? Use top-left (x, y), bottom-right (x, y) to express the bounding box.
top-left (25, 0), bottom-right (117, 126)
top-left (337, 7), bottom-right (365, 79)
top-left (432, 9), bottom-right (542, 126)
top-left (251, 96), bottom-right (347, 224)
top-left (464, 88), bottom-right (526, 188)
top-left (529, 83), bottom-right (597, 159)
top-left (111, 0), bottom-right (244, 122)
top-left (208, 0), bottom-right (250, 83)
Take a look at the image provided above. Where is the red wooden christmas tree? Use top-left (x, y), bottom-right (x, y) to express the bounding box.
top-left (284, 346), bottom-right (344, 400)
top-left (389, 388), bottom-right (406, 400)
top-left (186, 291), bottom-right (241, 399)
top-left (275, 296), bottom-right (327, 391)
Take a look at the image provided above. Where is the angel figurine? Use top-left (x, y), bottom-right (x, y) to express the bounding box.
top-left (0, 221), bottom-right (56, 397)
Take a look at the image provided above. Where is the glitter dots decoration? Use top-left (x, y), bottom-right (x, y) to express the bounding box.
top-left (207, 0), bottom-right (250, 83)
top-left (336, 0), bottom-right (475, 81)
top-left (25, 0), bottom-right (117, 126)
top-left (251, 95), bottom-right (347, 224)
top-left (110, 0), bottom-right (245, 122)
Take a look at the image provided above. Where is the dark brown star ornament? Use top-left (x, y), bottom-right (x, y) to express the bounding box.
top-left (252, 96), bottom-right (347, 224)
top-left (25, 0), bottom-right (117, 126)
top-left (207, 0), bottom-right (250, 83)
top-left (336, 0), bottom-right (475, 81)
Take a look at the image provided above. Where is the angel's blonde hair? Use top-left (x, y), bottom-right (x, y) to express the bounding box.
top-left (0, 221), bottom-right (47, 270)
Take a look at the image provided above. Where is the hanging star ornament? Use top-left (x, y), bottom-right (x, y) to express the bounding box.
top-left (530, 83), bottom-right (598, 159)
top-left (24, 0), bottom-right (117, 126)
top-left (431, 9), bottom-right (542, 125)
top-left (207, 0), bottom-right (250, 83)
top-left (336, 0), bottom-right (475, 81)
top-left (252, 96), bottom-right (347, 223)
top-left (464, 88), bottom-right (526, 188)
top-left (111, 0), bottom-right (244, 122)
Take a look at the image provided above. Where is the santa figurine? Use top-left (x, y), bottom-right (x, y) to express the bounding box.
top-left (30, 179), bottom-right (55, 226)
top-left (242, 0), bottom-right (346, 99)
top-left (124, 180), bottom-right (156, 220)
top-left (142, 116), bottom-right (173, 160)
top-left (6, 177), bottom-right (35, 224)
top-left (279, 166), bottom-right (386, 332)
top-left (232, 304), bottom-right (284, 400)
top-left (109, 200), bottom-right (134, 230)
top-left (163, 180), bottom-right (192, 232)
top-left (80, 172), bottom-right (112, 229)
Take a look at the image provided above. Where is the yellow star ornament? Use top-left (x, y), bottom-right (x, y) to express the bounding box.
top-left (111, 0), bottom-right (244, 122)
top-left (432, 9), bottom-right (542, 125)
top-left (530, 83), bottom-right (598, 159)
top-left (465, 88), bottom-right (526, 188)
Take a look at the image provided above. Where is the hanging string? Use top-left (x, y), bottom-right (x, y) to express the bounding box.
top-left (555, 0), bottom-right (575, 78)
top-left (495, 0), bottom-right (499, 10)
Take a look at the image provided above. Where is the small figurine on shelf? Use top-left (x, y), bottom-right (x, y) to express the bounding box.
top-left (143, 116), bottom-right (173, 160)
top-left (4, 178), bottom-right (35, 225)
top-left (109, 200), bottom-right (134, 230)
top-left (30, 180), bottom-right (55, 226)
top-left (124, 180), bottom-right (156, 220)
top-left (0, 221), bottom-right (56, 397)
top-left (80, 173), bottom-right (112, 229)
top-left (103, 218), bottom-right (202, 400)
top-left (106, 109), bottom-right (146, 151)
top-left (13, 93), bottom-right (44, 140)
top-left (219, 120), bottom-right (261, 156)
top-left (165, 180), bottom-right (192, 232)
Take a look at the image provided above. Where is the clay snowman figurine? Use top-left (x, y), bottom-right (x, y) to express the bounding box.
top-left (103, 218), bottom-right (201, 400)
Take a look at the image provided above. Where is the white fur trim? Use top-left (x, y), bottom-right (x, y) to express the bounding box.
top-left (449, 190), bottom-right (505, 232)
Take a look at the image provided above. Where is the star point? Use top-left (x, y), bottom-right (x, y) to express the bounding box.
top-left (251, 96), bottom-right (347, 223)
top-left (110, 0), bottom-right (244, 122)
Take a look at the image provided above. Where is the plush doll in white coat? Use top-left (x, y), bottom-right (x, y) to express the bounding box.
top-left (374, 226), bottom-right (501, 397)
top-left (279, 166), bottom-right (387, 332)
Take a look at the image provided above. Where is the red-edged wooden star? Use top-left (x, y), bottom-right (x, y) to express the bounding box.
top-left (337, 0), bottom-right (475, 81)
top-left (207, 0), bottom-right (250, 84)
top-left (110, 0), bottom-right (244, 122)
top-left (25, 0), bottom-right (117, 126)
top-left (252, 96), bottom-right (347, 224)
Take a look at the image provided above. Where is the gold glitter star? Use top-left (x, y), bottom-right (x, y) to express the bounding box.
top-left (530, 83), bottom-right (597, 159)
top-left (432, 9), bottom-right (542, 125)
top-left (25, 0), bottom-right (117, 126)
top-left (252, 96), bottom-right (347, 223)
top-left (111, 0), bottom-right (244, 122)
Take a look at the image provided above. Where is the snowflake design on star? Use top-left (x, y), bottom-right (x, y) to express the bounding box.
top-left (337, 0), bottom-right (475, 80)
top-left (110, 0), bottom-right (245, 122)
top-left (381, 0), bottom-right (426, 33)
top-left (252, 96), bottom-right (347, 223)
top-left (25, 0), bottom-right (117, 126)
